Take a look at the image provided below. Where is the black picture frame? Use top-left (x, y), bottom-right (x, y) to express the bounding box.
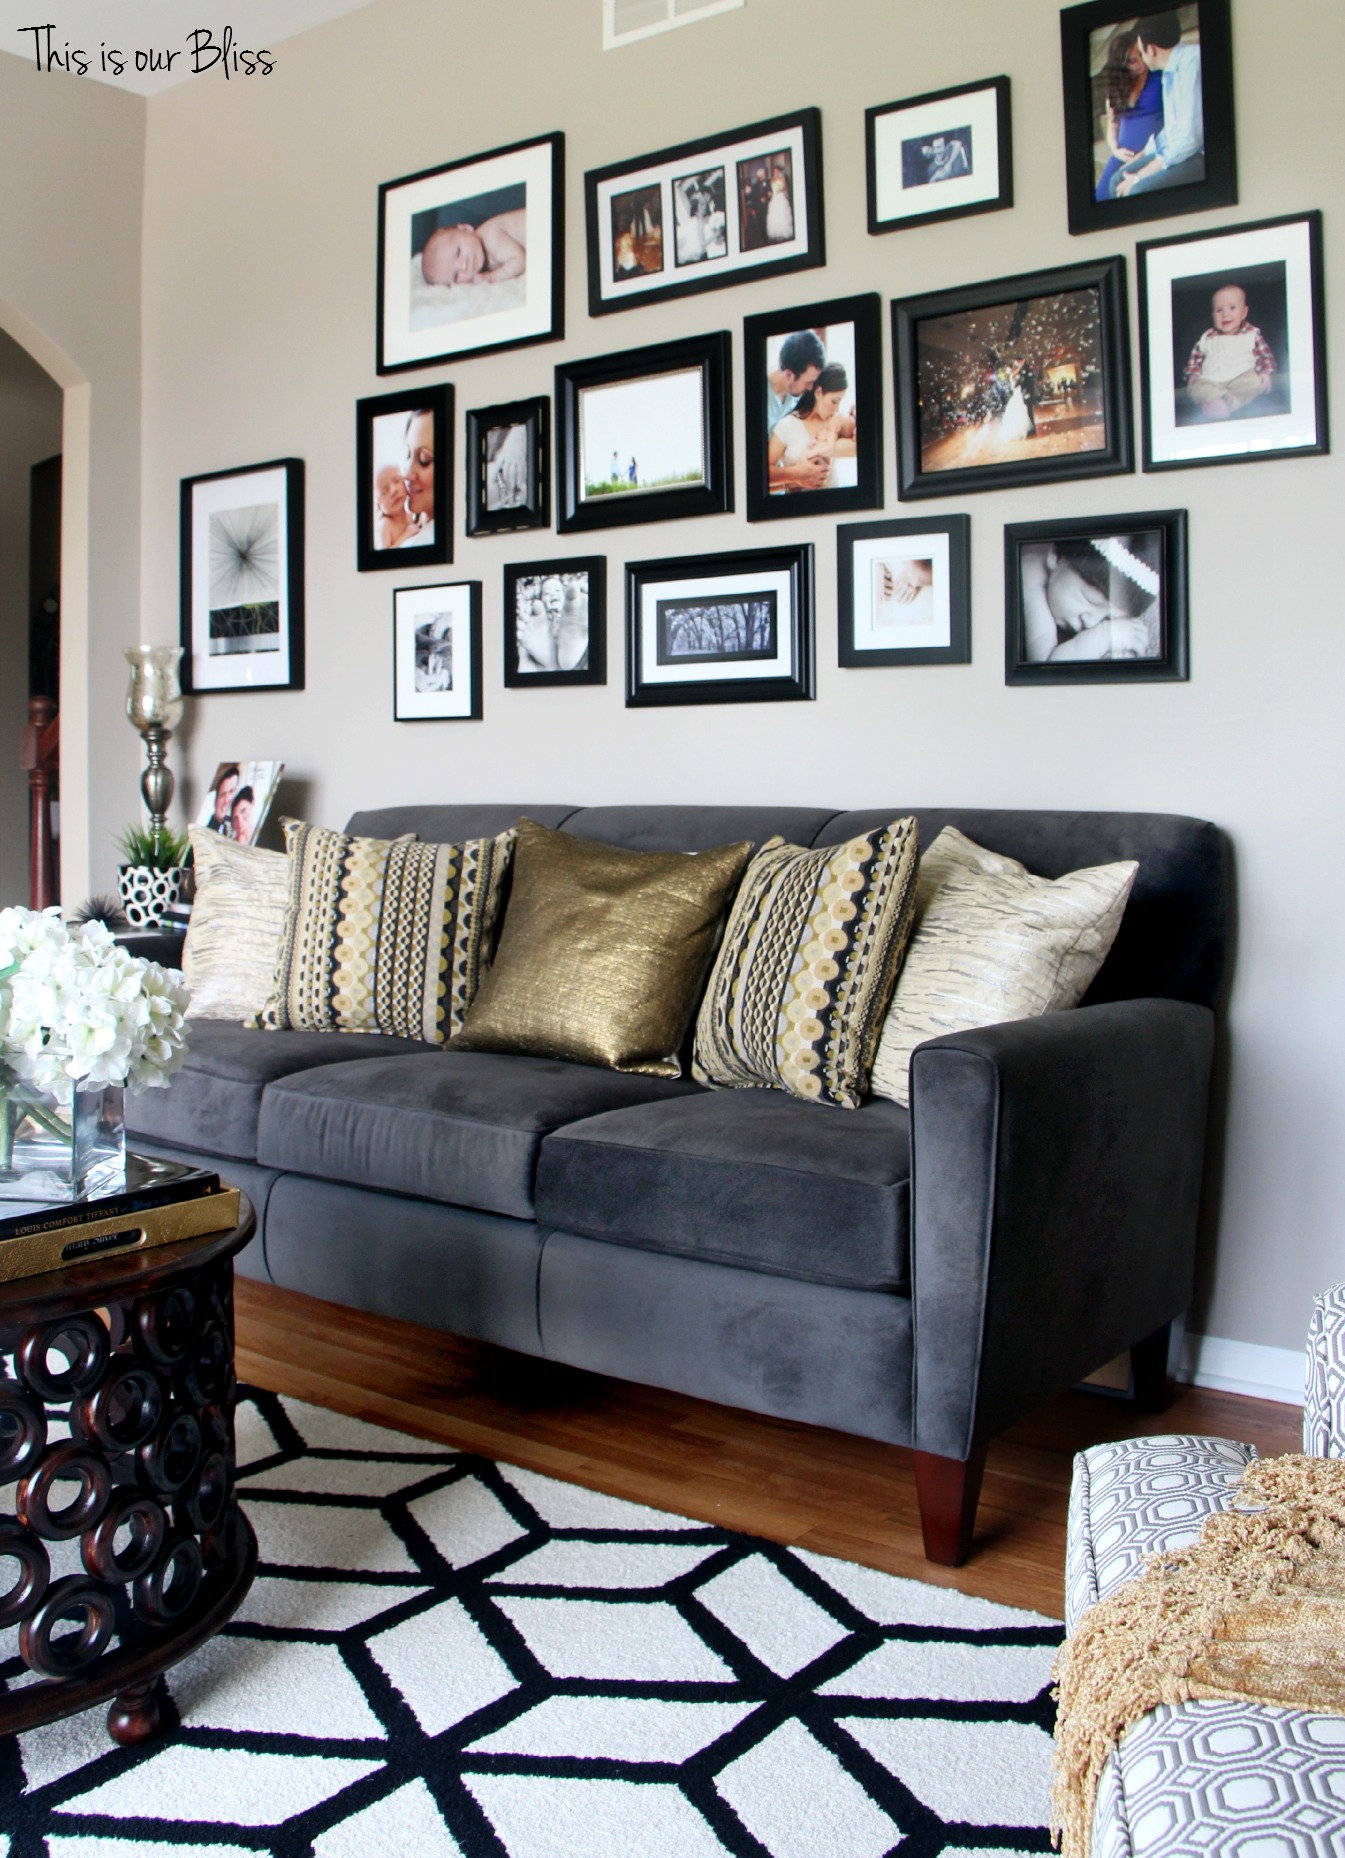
top-left (180, 458), bottom-right (304, 696)
top-left (744, 292), bottom-right (883, 523)
top-left (503, 556), bottom-right (607, 688)
top-left (838, 516), bottom-right (971, 668)
top-left (356, 386), bottom-right (452, 573)
top-left (1004, 509), bottom-right (1188, 685)
top-left (377, 131), bottom-right (564, 374)
top-left (584, 109), bottom-right (824, 318)
top-left (1060, 0), bottom-right (1236, 238)
top-left (626, 543), bottom-right (814, 708)
top-left (556, 331), bottom-right (733, 534)
top-left (392, 581), bottom-right (483, 721)
top-left (1138, 211), bottom-right (1328, 473)
top-left (866, 76), bottom-right (1013, 235)
top-left (892, 256), bottom-right (1133, 500)
top-left (466, 397), bottom-right (551, 537)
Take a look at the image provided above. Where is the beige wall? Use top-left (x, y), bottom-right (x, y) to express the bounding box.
top-left (137, 0), bottom-right (1344, 1359)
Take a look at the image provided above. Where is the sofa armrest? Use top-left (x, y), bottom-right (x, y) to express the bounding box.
top-left (908, 998), bottom-right (1215, 1461)
top-left (1303, 1283), bottom-right (1345, 1457)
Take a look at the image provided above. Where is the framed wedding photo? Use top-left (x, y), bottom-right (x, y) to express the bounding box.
top-left (584, 110), bottom-right (824, 318)
top-left (377, 132), bottom-right (564, 373)
top-left (838, 516), bottom-right (970, 669)
top-left (1138, 212), bottom-right (1328, 472)
top-left (625, 543), bottom-right (814, 708)
top-left (466, 397), bottom-right (551, 536)
top-left (180, 458), bottom-right (304, 695)
top-left (392, 581), bottom-right (483, 722)
top-left (556, 332), bottom-right (732, 534)
top-left (503, 557), bottom-right (606, 688)
top-left (892, 256), bottom-right (1133, 499)
top-left (356, 386), bottom-right (452, 573)
top-left (866, 76), bottom-right (1012, 235)
top-left (1060, 0), bottom-right (1236, 237)
top-left (744, 293), bottom-right (883, 522)
top-left (1003, 510), bottom-right (1188, 686)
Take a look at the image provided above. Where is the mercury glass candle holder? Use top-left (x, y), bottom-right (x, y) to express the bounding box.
top-left (124, 646), bottom-right (185, 856)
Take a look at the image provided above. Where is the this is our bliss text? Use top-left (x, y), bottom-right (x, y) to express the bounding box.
top-left (19, 23), bottom-right (274, 77)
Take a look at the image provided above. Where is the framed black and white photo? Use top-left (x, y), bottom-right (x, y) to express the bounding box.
top-left (503, 557), bottom-right (606, 688)
top-left (356, 386), bottom-right (451, 572)
top-left (1004, 510), bottom-right (1188, 685)
top-left (625, 543), bottom-right (813, 708)
top-left (1138, 212), bottom-right (1328, 472)
top-left (585, 111), bottom-right (824, 318)
top-left (392, 581), bottom-right (483, 721)
top-left (866, 77), bottom-right (1012, 235)
top-left (377, 132), bottom-right (564, 374)
top-left (556, 332), bottom-right (732, 534)
top-left (892, 257), bottom-right (1133, 499)
top-left (838, 517), bottom-right (971, 668)
top-left (744, 293), bottom-right (883, 522)
top-left (180, 458), bottom-right (304, 695)
top-left (466, 397), bottom-right (551, 536)
top-left (1060, 0), bottom-right (1236, 237)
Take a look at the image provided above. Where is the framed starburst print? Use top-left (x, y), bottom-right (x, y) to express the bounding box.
top-left (180, 459), bottom-right (305, 693)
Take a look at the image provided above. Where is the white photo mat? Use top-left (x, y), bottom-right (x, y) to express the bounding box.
top-left (394, 583), bottom-right (478, 720)
top-left (637, 566), bottom-right (795, 686)
top-left (187, 465), bottom-right (293, 692)
top-left (848, 531), bottom-right (952, 653)
top-left (871, 85), bottom-right (1003, 225)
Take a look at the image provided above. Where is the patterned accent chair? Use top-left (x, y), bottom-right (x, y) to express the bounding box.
top-left (1064, 1284), bottom-right (1345, 1856)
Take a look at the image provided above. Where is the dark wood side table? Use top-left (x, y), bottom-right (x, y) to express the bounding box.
top-left (0, 1201), bottom-right (258, 1745)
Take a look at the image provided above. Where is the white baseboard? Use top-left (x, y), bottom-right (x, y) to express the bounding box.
top-left (1180, 1331), bottom-right (1304, 1407)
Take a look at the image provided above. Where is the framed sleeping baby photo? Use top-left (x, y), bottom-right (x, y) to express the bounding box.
top-left (377, 132), bottom-right (564, 373)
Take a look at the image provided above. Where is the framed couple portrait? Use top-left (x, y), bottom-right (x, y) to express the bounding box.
top-left (866, 76), bottom-right (1013, 235)
top-left (625, 544), bottom-right (814, 708)
top-left (465, 397), bottom-right (550, 536)
top-left (503, 558), bottom-right (606, 689)
top-left (356, 386), bottom-right (452, 572)
top-left (837, 517), bottom-right (971, 669)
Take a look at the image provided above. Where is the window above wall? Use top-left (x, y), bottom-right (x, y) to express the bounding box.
top-left (604, 0), bottom-right (744, 52)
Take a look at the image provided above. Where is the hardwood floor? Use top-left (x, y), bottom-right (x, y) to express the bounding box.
top-left (235, 1279), bottom-right (1303, 1620)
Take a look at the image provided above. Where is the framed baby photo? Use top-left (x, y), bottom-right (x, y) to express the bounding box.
top-left (891, 256), bottom-right (1133, 499)
top-left (392, 581), bottom-right (483, 722)
top-left (555, 331), bottom-right (733, 534)
top-left (466, 397), bottom-right (551, 537)
top-left (377, 131), bottom-right (564, 374)
top-left (356, 386), bottom-right (452, 572)
top-left (1003, 510), bottom-right (1188, 686)
top-left (584, 109), bottom-right (824, 318)
top-left (1138, 212), bottom-right (1328, 473)
top-left (866, 76), bottom-right (1013, 235)
top-left (503, 557), bottom-right (606, 688)
top-left (625, 543), bottom-right (814, 708)
top-left (180, 458), bottom-right (304, 695)
top-left (1060, 0), bottom-right (1237, 238)
top-left (837, 516), bottom-right (971, 668)
top-left (743, 293), bottom-right (883, 523)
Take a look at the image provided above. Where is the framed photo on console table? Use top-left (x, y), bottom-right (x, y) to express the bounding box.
top-left (466, 397), bottom-right (550, 536)
top-left (625, 543), bottom-right (814, 708)
top-left (866, 76), bottom-right (1012, 235)
top-left (356, 386), bottom-right (452, 572)
top-left (838, 516), bottom-right (971, 669)
top-left (503, 557), bottom-right (606, 688)
top-left (392, 581), bottom-right (483, 722)
top-left (180, 458), bottom-right (304, 695)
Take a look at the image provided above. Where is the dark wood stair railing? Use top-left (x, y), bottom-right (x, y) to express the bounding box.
top-left (20, 696), bottom-right (59, 910)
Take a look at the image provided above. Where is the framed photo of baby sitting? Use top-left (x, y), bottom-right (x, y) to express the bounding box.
top-left (1003, 510), bottom-right (1188, 685)
top-left (1137, 212), bottom-right (1328, 472)
top-left (356, 385), bottom-right (452, 572)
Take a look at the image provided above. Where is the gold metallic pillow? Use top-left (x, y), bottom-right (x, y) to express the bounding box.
top-left (451, 819), bottom-right (753, 1076)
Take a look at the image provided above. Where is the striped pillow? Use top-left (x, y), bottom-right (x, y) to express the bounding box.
top-left (182, 826), bottom-right (291, 1022)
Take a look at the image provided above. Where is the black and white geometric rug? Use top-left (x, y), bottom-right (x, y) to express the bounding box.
top-left (2, 1390), bottom-right (1062, 1856)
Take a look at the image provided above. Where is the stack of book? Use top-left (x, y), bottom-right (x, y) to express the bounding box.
top-left (0, 1155), bottom-right (241, 1284)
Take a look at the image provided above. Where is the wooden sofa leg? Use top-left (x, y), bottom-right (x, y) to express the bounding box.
top-left (1131, 1319), bottom-right (1177, 1414)
top-left (913, 1446), bottom-right (988, 1566)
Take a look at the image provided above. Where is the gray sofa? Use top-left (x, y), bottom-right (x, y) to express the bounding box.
top-left (127, 802), bottom-right (1228, 1565)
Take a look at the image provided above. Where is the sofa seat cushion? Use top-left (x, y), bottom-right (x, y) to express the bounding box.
top-left (534, 1088), bottom-right (911, 1292)
top-left (256, 1051), bottom-right (701, 1220)
top-left (124, 1020), bottom-right (435, 1162)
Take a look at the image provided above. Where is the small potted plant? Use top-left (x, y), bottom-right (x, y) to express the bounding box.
top-left (116, 822), bottom-right (190, 930)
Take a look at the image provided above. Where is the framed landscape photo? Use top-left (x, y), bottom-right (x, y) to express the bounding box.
top-left (866, 76), bottom-right (1012, 235)
top-left (503, 557), bottom-right (606, 688)
top-left (466, 397), bottom-right (551, 536)
top-left (392, 581), bottom-right (483, 722)
top-left (1138, 212), bottom-right (1328, 472)
top-left (180, 458), bottom-right (304, 695)
top-left (1060, 0), bottom-right (1236, 237)
top-left (625, 543), bottom-right (814, 708)
top-left (556, 331), bottom-right (732, 534)
top-left (838, 516), bottom-right (970, 669)
top-left (744, 293), bottom-right (883, 522)
top-left (377, 132), bottom-right (563, 374)
top-left (892, 256), bottom-right (1133, 499)
top-left (584, 110), bottom-right (824, 318)
top-left (356, 386), bottom-right (452, 572)
top-left (1003, 509), bottom-right (1188, 685)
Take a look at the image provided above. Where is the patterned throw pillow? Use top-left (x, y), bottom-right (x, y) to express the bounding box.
top-left (256, 819), bottom-right (516, 1043)
top-left (181, 826), bottom-right (291, 1022)
top-left (692, 818), bottom-right (920, 1109)
top-left (867, 825), bottom-right (1138, 1108)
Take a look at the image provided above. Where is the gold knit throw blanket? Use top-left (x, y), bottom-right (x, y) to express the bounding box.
top-left (1052, 1454), bottom-right (1345, 1858)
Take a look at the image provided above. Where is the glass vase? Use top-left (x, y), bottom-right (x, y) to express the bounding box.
top-left (0, 1082), bottom-right (126, 1204)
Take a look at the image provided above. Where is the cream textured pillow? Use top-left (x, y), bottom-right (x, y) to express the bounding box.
top-left (181, 826), bottom-right (291, 1021)
top-left (868, 826), bottom-right (1138, 1107)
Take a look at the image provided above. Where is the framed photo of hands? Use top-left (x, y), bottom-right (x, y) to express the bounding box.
top-left (838, 517), bottom-right (971, 668)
